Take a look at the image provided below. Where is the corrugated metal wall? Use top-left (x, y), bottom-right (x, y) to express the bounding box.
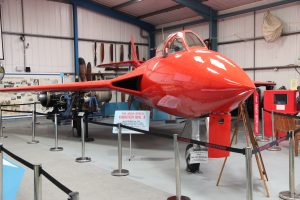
top-left (2, 0), bottom-right (74, 73)
top-left (155, 2), bottom-right (300, 88)
top-left (155, 23), bottom-right (209, 47)
top-left (219, 3), bottom-right (300, 87)
top-left (77, 7), bottom-right (149, 73)
top-left (1, 0), bottom-right (149, 74)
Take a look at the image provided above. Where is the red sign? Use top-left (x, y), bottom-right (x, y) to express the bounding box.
top-left (253, 90), bottom-right (259, 135)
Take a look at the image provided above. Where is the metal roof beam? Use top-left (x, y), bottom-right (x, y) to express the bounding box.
top-left (218, 0), bottom-right (299, 19)
top-left (156, 18), bottom-right (208, 32)
top-left (138, 5), bottom-right (185, 19)
top-left (156, 0), bottom-right (298, 32)
top-left (174, 0), bottom-right (216, 20)
top-left (71, 0), bottom-right (155, 32)
top-left (112, 0), bottom-right (142, 10)
top-left (156, 0), bottom-right (299, 31)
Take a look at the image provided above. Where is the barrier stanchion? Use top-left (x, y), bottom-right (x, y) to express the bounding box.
top-left (245, 147), bottom-right (253, 200)
top-left (279, 130), bottom-right (300, 200)
top-left (33, 164), bottom-right (42, 200)
top-left (2, 145), bottom-right (78, 199)
top-left (76, 113), bottom-right (91, 163)
top-left (50, 114), bottom-right (63, 151)
top-left (68, 192), bottom-right (79, 200)
top-left (268, 111), bottom-right (281, 151)
top-left (28, 103), bottom-right (39, 144)
top-left (167, 134), bottom-right (190, 200)
top-left (0, 144), bottom-right (3, 200)
top-left (0, 106), bottom-right (7, 139)
top-left (257, 108), bottom-right (269, 142)
top-left (111, 123), bottom-right (129, 176)
top-left (34, 103), bottom-right (40, 125)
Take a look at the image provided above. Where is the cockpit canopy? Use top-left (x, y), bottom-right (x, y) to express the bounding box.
top-left (156, 31), bottom-right (207, 57)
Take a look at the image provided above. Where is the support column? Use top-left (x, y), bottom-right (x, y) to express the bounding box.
top-left (209, 10), bottom-right (218, 51)
top-left (72, 0), bottom-right (79, 82)
top-left (149, 30), bottom-right (155, 58)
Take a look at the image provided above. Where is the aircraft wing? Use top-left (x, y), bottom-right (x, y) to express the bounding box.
top-left (0, 71), bottom-right (143, 97)
top-left (0, 80), bottom-right (112, 92)
top-left (97, 60), bottom-right (144, 70)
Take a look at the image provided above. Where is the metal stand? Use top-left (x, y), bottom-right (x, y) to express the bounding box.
top-left (68, 192), bottom-right (79, 200)
top-left (245, 147), bottom-right (253, 200)
top-left (216, 103), bottom-right (270, 197)
top-left (256, 108), bottom-right (270, 142)
top-left (167, 134), bottom-right (190, 200)
top-left (128, 134), bottom-right (134, 161)
top-left (33, 164), bottom-right (42, 200)
top-left (84, 115), bottom-right (94, 142)
top-left (268, 111), bottom-right (281, 151)
top-left (50, 114), bottom-right (63, 151)
top-left (0, 106), bottom-right (7, 139)
top-left (112, 123), bottom-right (129, 176)
top-left (0, 144), bottom-right (3, 200)
top-left (28, 103), bottom-right (39, 144)
top-left (75, 114), bottom-right (91, 163)
top-left (279, 131), bottom-right (300, 200)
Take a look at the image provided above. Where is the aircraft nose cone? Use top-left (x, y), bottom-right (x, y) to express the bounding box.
top-left (218, 62), bottom-right (255, 111)
top-left (199, 52), bottom-right (255, 112)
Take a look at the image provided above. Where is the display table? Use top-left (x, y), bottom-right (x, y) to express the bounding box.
top-left (274, 114), bottom-right (299, 156)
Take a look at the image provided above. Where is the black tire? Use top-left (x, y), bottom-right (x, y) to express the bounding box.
top-left (185, 144), bottom-right (200, 173)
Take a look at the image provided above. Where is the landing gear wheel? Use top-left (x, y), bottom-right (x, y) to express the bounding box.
top-left (185, 144), bottom-right (200, 173)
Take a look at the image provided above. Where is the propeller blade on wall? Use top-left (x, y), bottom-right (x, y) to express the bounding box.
top-left (100, 43), bottom-right (105, 63)
top-left (120, 45), bottom-right (124, 62)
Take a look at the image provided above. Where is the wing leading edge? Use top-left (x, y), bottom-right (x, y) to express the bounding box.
top-left (0, 71), bottom-right (144, 97)
top-left (0, 80), bottom-right (112, 92)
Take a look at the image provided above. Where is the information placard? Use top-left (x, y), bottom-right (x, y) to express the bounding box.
top-left (190, 150), bottom-right (208, 164)
top-left (113, 110), bottom-right (150, 134)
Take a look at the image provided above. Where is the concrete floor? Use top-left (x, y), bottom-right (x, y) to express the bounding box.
top-left (1, 117), bottom-right (299, 200)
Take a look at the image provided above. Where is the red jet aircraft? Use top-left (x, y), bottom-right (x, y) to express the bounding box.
top-left (0, 30), bottom-right (255, 118)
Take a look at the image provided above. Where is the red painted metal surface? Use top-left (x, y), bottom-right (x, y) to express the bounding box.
top-left (208, 113), bottom-right (231, 158)
top-left (0, 30), bottom-right (255, 118)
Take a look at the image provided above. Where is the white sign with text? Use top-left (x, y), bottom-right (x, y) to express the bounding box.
top-left (190, 150), bottom-right (208, 164)
top-left (113, 110), bottom-right (150, 134)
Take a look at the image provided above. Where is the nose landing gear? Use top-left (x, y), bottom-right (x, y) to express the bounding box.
top-left (185, 144), bottom-right (200, 173)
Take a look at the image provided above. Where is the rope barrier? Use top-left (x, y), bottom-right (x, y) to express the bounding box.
top-left (253, 131), bottom-right (292, 154)
top-left (1, 146), bottom-right (34, 170)
top-left (40, 169), bottom-right (72, 195)
top-left (34, 111), bottom-right (48, 116)
top-left (0, 146), bottom-right (75, 197)
top-left (1, 109), bottom-right (33, 114)
top-left (177, 136), bottom-right (246, 155)
top-left (253, 136), bottom-right (287, 154)
top-left (88, 120), bottom-right (244, 153)
top-left (0, 102), bottom-right (38, 107)
top-left (88, 119), bottom-right (298, 155)
top-left (88, 120), bottom-right (173, 139)
top-left (1, 109), bottom-right (54, 116)
top-left (144, 131), bottom-right (174, 140)
top-left (88, 120), bottom-right (118, 127)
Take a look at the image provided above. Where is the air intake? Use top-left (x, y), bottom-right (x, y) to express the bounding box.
top-left (112, 75), bottom-right (142, 91)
